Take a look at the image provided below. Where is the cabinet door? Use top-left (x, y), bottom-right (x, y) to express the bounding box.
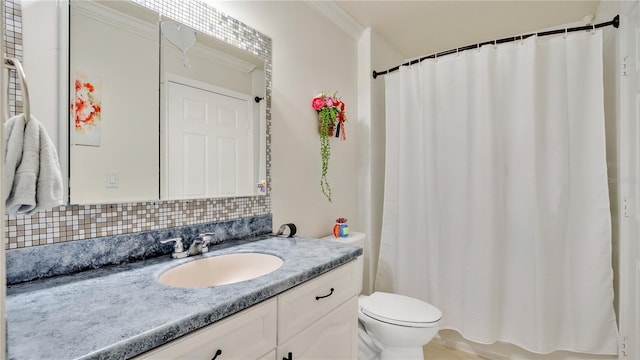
top-left (277, 296), bottom-right (358, 360)
top-left (135, 298), bottom-right (276, 360)
top-left (278, 260), bottom-right (358, 344)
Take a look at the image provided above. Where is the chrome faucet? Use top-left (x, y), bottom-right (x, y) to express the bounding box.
top-left (161, 233), bottom-right (215, 259)
top-left (160, 237), bottom-right (188, 259)
top-left (186, 233), bottom-right (214, 256)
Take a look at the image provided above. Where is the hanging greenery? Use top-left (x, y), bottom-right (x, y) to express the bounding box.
top-left (312, 92), bottom-right (347, 202)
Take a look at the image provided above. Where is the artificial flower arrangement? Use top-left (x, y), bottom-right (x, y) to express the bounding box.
top-left (312, 92), bottom-right (347, 202)
top-left (73, 79), bottom-right (101, 132)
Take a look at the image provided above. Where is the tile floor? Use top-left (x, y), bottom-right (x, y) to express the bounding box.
top-left (423, 342), bottom-right (486, 360)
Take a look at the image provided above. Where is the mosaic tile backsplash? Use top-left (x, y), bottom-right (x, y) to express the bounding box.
top-left (3, 0), bottom-right (272, 249)
top-left (3, 0), bottom-right (23, 117)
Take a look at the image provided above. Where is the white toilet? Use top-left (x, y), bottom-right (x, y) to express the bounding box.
top-left (323, 233), bottom-right (442, 360)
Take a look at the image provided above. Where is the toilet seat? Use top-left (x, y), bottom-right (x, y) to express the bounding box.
top-left (360, 292), bottom-right (442, 328)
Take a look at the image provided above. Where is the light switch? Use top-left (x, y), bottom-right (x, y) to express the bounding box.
top-left (106, 171), bottom-right (119, 188)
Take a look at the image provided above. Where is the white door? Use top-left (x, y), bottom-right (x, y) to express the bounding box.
top-left (166, 81), bottom-right (252, 199)
top-left (621, 1), bottom-right (640, 358)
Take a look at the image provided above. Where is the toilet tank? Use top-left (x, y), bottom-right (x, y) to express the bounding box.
top-left (321, 232), bottom-right (366, 294)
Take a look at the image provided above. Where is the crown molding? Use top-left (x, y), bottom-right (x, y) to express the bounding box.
top-left (305, 0), bottom-right (364, 40)
top-left (189, 42), bottom-right (258, 74)
top-left (72, 1), bottom-right (157, 40)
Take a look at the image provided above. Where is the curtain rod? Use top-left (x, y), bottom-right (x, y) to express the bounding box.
top-left (372, 15), bottom-right (619, 79)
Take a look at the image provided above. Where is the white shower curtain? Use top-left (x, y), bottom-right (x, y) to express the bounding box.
top-left (377, 30), bottom-right (619, 354)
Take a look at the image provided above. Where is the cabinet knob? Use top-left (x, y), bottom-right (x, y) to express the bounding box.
top-left (315, 288), bottom-right (334, 300)
top-left (211, 349), bottom-right (222, 360)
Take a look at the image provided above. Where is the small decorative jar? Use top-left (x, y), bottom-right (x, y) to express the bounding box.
top-left (333, 218), bottom-right (350, 238)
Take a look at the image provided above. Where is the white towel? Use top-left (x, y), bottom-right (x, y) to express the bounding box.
top-left (4, 114), bottom-right (64, 215)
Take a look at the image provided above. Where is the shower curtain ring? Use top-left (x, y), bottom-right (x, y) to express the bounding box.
top-left (494, 40), bottom-right (497, 50)
top-left (476, 43), bottom-right (480, 53)
top-left (456, 48), bottom-right (460, 57)
top-left (563, 28), bottom-right (568, 39)
top-left (435, 53), bottom-right (438, 63)
top-left (591, 24), bottom-right (596, 35)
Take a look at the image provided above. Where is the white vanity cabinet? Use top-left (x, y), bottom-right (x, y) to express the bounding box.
top-left (134, 260), bottom-right (359, 360)
top-left (134, 298), bottom-right (277, 360)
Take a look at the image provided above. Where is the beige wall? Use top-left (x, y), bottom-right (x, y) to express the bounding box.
top-left (22, 0), bottom-right (60, 148)
top-left (357, 27), bottom-right (403, 294)
top-left (206, 0), bottom-right (359, 238)
top-left (368, 30), bottom-right (403, 292)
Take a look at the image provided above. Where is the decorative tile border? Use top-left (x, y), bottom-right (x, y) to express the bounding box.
top-left (4, 0), bottom-right (272, 249)
top-left (5, 197), bottom-right (270, 249)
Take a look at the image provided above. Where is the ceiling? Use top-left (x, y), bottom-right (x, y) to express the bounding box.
top-left (333, 1), bottom-right (601, 60)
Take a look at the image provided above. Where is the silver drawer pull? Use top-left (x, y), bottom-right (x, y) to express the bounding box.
top-left (315, 288), bottom-right (334, 300)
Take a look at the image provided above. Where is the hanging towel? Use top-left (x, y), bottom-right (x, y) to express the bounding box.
top-left (4, 114), bottom-right (64, 215)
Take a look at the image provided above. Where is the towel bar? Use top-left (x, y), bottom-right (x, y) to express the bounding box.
top-left (3, 57), bottom-right (30, 124)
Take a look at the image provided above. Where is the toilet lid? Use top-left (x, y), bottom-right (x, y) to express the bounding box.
top-left (360, 292), bottom-right (442, 328)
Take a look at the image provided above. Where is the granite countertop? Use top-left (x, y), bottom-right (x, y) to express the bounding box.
top-left (6, 236), bottom-right (362, 360)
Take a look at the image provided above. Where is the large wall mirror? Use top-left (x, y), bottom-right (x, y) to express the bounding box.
top-left (68, 0), bottom-right (268, 204)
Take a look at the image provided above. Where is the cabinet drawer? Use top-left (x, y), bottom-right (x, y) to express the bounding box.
top-left (278, 260), bottom-right (358, 344)
top-left (135, 298), bottom-right (276, 360)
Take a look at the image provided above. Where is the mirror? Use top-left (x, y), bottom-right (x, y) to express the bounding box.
top-left (68, 0), bottom-right (267, 204)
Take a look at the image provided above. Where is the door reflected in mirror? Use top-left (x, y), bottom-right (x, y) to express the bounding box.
top-left (160, 16), bottom-right (266, 200)
top-left (68, 0), bottom-right (267, 204)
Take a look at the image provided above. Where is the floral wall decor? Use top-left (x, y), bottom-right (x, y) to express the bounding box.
top-left (72, 74), bottom-right (102, 146)
top-left (311, 92), bottom-right (347, 202)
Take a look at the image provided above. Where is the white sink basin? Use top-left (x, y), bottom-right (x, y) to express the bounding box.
top-left (158, 253), bottom-right (284, 288)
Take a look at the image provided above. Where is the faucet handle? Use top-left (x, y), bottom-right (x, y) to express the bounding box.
top-left (198, 232), bottom-right (214, 241)
top-left (197, 233), bottom-right (214, 252)
top-left (160, 237), bottom-right (187, 258)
